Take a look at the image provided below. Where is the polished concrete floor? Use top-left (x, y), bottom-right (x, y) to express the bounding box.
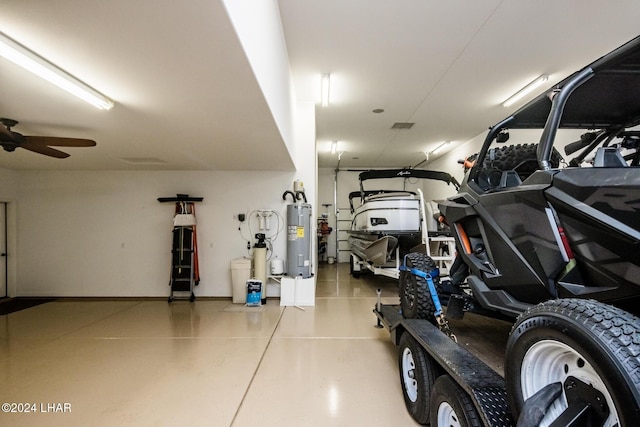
top-left (0, 263), bottom-right (512, 426)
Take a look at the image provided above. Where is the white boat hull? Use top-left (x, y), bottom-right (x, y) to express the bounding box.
top-left (349, 234), bottom-right (399, 266)
top-left (351, 194), bottom-right (421, 233)
top-left (349, 194), bottom-right (425, 267)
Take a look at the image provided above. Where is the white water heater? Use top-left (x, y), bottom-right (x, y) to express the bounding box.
top-left (286, 203), bottom-right (312, 278)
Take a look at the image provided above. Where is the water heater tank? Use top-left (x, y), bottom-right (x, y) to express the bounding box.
top-left (286, 203), bottom-right (312, 278)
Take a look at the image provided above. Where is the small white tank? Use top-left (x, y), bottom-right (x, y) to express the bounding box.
top-left (270, 257), bottom-right (284, 275)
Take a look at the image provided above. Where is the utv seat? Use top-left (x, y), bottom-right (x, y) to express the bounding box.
top-left (499, 170), bottom-right (522, 188)
top-left (594, 147), bottom-right (627, 167)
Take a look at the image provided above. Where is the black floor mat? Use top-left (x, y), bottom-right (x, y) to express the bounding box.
top-left (0, 298), bottom-right (56, 315)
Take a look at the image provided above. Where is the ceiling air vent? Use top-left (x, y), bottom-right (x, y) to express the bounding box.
top-left (391, 122), bottom-right (414, 129)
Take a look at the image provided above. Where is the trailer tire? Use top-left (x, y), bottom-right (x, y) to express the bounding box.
top-left (505, 299), bottom-right (640, 427)
top-left (430, 375), bottom-right (481, 427)
top-left (398, 332), bottom-right (438, 424)
top-left (399, 252), bottom-right (438, 321)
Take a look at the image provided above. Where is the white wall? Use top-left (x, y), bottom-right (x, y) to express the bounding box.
top-left (15, 170), bottom-right (294, 297)
top-left (3, 0), bottom-right (320, 298)
top-left (10, 98), bottom-right (316, 298)
top-left (223, 0), bottom-right (297, 158)
top-left (293, 100), bottom-right (318, 274)
top-left (425, 132), bottom-right (487, 201)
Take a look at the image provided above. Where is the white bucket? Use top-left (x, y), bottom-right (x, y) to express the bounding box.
top-left (328, 256), bottom-right (335, 264)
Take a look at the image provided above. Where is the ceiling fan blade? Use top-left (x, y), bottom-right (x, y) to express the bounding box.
top-left (23, 136), bottom-right (96, 147)
top-left (20, 141), bottom-right (70, 158)
top-left (0, 124), bottom-right (15, 141)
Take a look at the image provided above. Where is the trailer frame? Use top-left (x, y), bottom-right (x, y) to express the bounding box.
top-left (374, 303), bottom-right (514, 426)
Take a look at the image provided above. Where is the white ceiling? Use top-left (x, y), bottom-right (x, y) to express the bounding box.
top-left (1, 1), bottom-right (640, 171)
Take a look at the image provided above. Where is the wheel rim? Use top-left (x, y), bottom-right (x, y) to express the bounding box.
top-left (401, 347), bottom-right (418, 402)
top-left (436, 401), bottom-right (461, 427)
top-left (402, 275), bottom-right (416, 311)
top-left (521, 339), bottom-right (619, 427)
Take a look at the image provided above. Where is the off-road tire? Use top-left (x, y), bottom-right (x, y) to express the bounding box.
top-left (505, 299), bottom-right (640, 426)
top-left (430, 375), bottom-right (482, 427)
top-left (482, 143), bottom-right (562, 180)
top-left (399, 332), bottom-right (439, 424)
top-left (399, 252), bottom-right (438, 321)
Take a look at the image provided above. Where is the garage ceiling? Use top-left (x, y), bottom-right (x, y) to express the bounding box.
top-left (1, 0), bottom-right (639, 171)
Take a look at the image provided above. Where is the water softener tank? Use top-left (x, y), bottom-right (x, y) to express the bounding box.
top-left (287, 203), bottom-right (312, 278)
top-left (253, 233), bottom-right (267, 304)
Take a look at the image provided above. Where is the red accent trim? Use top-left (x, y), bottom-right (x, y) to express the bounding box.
top-left (558, 227), bottom-right (574, 259)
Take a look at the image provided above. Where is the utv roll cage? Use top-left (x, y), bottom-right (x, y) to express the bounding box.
top-left (469, 35), bottom-right (640, 185)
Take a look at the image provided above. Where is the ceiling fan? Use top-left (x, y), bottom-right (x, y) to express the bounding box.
top-left (0, 118), bottom-right (96, 158)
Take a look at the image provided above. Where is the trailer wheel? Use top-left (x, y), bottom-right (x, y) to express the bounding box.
top-left (430, 375), bottom-right (481, 427)
top-left (398, 332), bottom-right (438, 424)
top-left (505, 299), bottom-right (640, 427)
top-left (399, 252), bottom-right (438, 320)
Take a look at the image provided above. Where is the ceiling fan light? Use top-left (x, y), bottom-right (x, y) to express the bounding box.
top-left (0, 31), bottom-right (114, 110)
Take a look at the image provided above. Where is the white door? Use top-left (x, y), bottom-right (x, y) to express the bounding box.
top-left (0, 203), bottom-right (6, 298)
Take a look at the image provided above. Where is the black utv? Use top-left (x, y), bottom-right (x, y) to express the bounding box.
top-left (399, 36), bottom-right (640, 426)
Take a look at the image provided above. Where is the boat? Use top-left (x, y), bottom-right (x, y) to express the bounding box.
top-left (348, 169), bottom-right (459, 278)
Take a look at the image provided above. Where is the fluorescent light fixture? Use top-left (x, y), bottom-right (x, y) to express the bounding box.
top-left (432, 141), bottom-right (451, 154)
top-left (321, 73), bottom-right (331, 107)
top-left (330, 140), bottom-right (338, 154)
top-left (503, 74), bottom-right (549, 107)
top-left (423, 141), bottom-right (452, 163)
top-left (0, 31), bottom-right (114, 110)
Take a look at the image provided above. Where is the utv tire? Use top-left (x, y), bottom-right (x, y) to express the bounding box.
top-left (505, 299), bottom-right (640, 427)
top-left (399, 332), bottom-right (439, 424)
top-left (399, 252), bottom-right (438, 321)
top-left (482, 143), bottom-right (562, 180)
top-left (430, 375), bottom-right (481, 427)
